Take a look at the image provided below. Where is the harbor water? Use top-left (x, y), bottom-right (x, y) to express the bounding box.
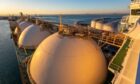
top-left (0, 20), bottom-right (21, 84)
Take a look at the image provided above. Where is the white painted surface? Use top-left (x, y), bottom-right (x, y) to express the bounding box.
top-left (29, 33), bottom-right (107, 84)
top-left (18, 24), bottom-right (50, 49)
top-left (114, 21), bottom-right (140, 84)
top-left (14, 21), bottom-right (32, 36)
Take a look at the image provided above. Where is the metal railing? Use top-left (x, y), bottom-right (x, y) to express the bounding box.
top-left (61, 26), bottom-right (126, 47)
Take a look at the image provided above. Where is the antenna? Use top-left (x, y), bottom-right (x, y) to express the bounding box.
top-left (20, 12), bottom-right (23, 17)
top-left (59, 15), bottom-right (63, 32)
top-left (19, 12), bottom-right (25, 20)
top-left (20, 12), bottom-right (23, 18)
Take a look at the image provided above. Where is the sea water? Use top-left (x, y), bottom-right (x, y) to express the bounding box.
top-left (0, 20), bottom-right (21, 84)
top-left (39, 14), bottom-right (126, 25)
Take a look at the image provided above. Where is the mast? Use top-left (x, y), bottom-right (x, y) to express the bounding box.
top-left (59, 15), bottom-right (63, 32)
top-left (19, 12), bottom-right (25, 21)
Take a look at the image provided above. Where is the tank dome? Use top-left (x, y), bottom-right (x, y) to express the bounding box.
top-left (28, 33), bottom-right (107, 84)
top-left (18, 24), bottom-right (50, 49)
top-left (14, 21), bottom-right (32, 36)
top-left (91, 20), bottom-right (96, 28)
top-left (95, 21), bottom-right (103, 30)
top-left (103, 21), bottom-right (119, 32)
top-left (103, 24), bottom-right (114, 32)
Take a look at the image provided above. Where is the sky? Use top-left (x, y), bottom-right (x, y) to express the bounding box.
top-left (0, 0), bottom-right (130, 15)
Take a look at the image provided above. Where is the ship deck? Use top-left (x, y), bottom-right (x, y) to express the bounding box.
top-left (12, 39), bottom-right (34, 84)
top-left (109, 37), bottom-right (131, 72)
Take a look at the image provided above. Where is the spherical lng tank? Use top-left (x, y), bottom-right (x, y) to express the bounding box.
top-left (14, 21), bottom-right (32, 37)
top-left (28, 33), bottom-right (107, 84)
top-left (95, 21), bottom-right (104, 30)
top-left (91, 18), bottom-right (104, 29)
top-left (18, 24), bottom-right (50, 49)
top-left (91, 20), bottom-right (96, 28)
top-left (103, 21), bottom-right (119, 32)
top-left (103, 24), bottom-right (114, 32)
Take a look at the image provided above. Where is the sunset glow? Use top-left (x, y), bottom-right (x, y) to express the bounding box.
top-left (0, 0), bottom-right (130, 15)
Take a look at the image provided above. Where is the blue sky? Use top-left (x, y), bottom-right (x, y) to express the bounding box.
top-left (0, 0), bottom-right (130, 15)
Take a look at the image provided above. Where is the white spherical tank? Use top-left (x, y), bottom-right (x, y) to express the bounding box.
top-left (18, 24), bottom-right (51, 49)
top-left (103, 21), bottom-right (119, 32)
top-left (95, 21), bottom-right (103, 30)
top-left (14, 21), bottom-right (32, 36)
top-left (28, 33), bottom-right (107, 84)
top-left (14, 28), bottom-right (19, 35)
top-left (91, 20), bottom-right (96, 28)
top-left (103, 24), bottom-right (114, 32)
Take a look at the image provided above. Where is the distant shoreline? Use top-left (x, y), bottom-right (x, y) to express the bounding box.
top-left (0, 13), bottom-right (128, 17)
top-left (0, 16), bottom-right (8, 20)
top-left (0, 13), bottom-right (128, 20)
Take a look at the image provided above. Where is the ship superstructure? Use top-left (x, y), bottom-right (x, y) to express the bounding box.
top-left (119, 0), bottom-right (140, 32)
top-left (108, 0), bottom-right (140, 84)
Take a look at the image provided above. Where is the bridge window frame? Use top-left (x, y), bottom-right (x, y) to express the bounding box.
top-left (131, 9), bottom-right (140, 15)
